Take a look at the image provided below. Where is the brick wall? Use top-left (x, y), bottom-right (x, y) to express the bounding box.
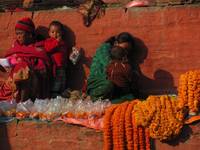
top-left (0, 5), bottom-right (200, 95)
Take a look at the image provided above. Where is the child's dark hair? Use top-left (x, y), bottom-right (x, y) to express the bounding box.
top-left (110, 46), bottom-right (128, 61)
top-left (116, 32), bottom-right (135, 47)
top-left (105, 32), bottom-right (135, 47)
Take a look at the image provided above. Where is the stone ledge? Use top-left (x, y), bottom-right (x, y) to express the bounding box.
top-left (0, 120), bottom-right (103, 150)
top-left (0, 120), bottom-right (200, 150)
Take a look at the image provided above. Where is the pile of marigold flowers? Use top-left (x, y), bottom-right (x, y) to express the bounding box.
top-left (103, 100), bottom-right (151, 150)
top-left (178, 70), bottom-right (200, 115)
top-left (103, 96), bottom-right (185, 149)
top-left (133, 95), bottom-right (184, 141)
top-left (103, 70), bottom-right (200, 149)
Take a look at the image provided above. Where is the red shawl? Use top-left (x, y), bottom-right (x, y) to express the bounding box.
top-left (6, 41), bottom-right (50, 67)
top-left (0, 41), bottom-right (50, 101)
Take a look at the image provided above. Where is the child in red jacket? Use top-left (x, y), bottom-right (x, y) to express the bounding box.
top-left (106, 46), bottom-right (134, 98)
top-left (44, 21), bottom-right (68, 97)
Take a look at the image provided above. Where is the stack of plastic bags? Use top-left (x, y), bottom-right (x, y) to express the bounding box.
top-left (0, 96), bottom-right (111, 123)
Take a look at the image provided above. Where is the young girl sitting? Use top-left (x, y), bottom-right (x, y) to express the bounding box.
top-left (106, 46), bottom-right (134, 99)
top-left (44, 21), bottom-right (68, 97)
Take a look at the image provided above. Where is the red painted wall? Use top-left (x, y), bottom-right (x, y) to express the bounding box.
top-left (0, 6), bottom-right (200, 95)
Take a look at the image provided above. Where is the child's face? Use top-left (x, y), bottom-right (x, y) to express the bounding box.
top-left (48, 25), bottom-right (62, 41)
top-left (15, 29), bottom-right (31, 45)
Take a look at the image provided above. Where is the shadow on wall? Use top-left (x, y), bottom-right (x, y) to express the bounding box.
top-left (129, 37), bottom-right (177, 98)
top-left (67, 48), bottom-right (92, 90)
top-left (138, 69), bottom-right (177, 98)
top-left (62, 25), bottom-right (92, 90)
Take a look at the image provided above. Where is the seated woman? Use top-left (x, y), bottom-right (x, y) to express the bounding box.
top-left (0, 17), bottom-right (51, 102)
top-left (87, 32), bottom-right (139, 101)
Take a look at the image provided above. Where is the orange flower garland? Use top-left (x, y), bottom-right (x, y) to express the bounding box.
top-left (118, 102), bottom-right (129, 150)
top-left (132, 113), bottom-right (139, 150)
top-left (194, 71), bottom-right (200, 113)
top-left (103, 100), bottom-right (151, 150)
top-left (134, 95), bottom-right (184, 141)
top-left (125, 101), bottom-right (138, 150)
top-left (178, 73), bottom-right (188, 109)
top-left (188, 71), bottom-right (195, 113)
top-left (103, 104), bottom-right (118, 150)
top-left (112, 104), bottom-right (122, 150)
top-left (138, 127), bottom-right (145, 150)
top-left (102, 70), bottom-right (200, 149)
top-left (178, 70), bottom-right (200, 114)
top-left (145, 128), bottom-right (151, 150)
top-left (134, 96), bottom-right (158, 127)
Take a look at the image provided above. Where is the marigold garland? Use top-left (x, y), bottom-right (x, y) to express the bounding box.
top-left (134, 95), bottom-right (184, 141)
top-left (103, 70), bottom-right (200, 149)
top-left (112, 104), bottom-right (122, 150)
top-left (125, 101), bottom-right (137, 150)
top-left (145, 128), bottom-right (151, 150)
top-left (103, 104), bottom-right (118, 150)
top-left (178, 70), bottom-right (200, 114)
top-left (178, 73), bottom-right (188, 109)
top-left (118, 102), bottom-right (129, 150)
top-left (138, 127), bottom-right (145, 150)
top-left (132, 113), bottom-right (139, 150)
top-left (103, 100), bottom-right (151, 150)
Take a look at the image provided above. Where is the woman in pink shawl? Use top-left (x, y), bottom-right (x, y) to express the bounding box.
top-left (0, 17), bottom-right (51, 102)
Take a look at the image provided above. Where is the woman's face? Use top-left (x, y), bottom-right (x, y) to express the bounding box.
top-left (15, 29), bottom-right (31, 45)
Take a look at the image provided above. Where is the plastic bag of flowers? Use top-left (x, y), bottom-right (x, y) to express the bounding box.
top-left (41, 97), bottom-right (63, 121)
top-left (0, 99), bottom-right (17, 117)
top-left (30, 98), bottom-right (49, 119)
top-left (16, 99), bottom-right (34, 119)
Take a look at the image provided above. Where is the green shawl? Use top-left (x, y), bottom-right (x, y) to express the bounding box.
top-left (87, 43), bottom-right (113, 99)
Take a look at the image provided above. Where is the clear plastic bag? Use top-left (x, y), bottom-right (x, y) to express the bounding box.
top-left (88, 99), bottom-right (111, 119)
top-left (0, 100), bottom-right (17, 117)
top-left (16, 99), bottom-right (34, 119)
top-left (74, 99), bottom-right (111, 119)
top-left (69, 47), bottom-right (81, 65)
top-left (60, 97), bottom-right (112, 119)
top-left (61, 99), bottom-right (75, 118)
top-left (41, 97), bottom-right (63, 121)
top-left (30, 98), bottom-right (49, 119)
top-left (74, 100), bottom-right (88, 119)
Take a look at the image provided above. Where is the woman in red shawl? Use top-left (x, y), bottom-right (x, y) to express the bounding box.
top-left (0, 17), bottom-right (51, 102)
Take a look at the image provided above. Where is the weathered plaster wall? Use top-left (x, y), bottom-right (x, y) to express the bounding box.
top-left (0, 5), bottom-right (200, 94)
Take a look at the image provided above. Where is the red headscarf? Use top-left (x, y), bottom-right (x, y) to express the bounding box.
top-left (15, 17), bottom-right (35, 33)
